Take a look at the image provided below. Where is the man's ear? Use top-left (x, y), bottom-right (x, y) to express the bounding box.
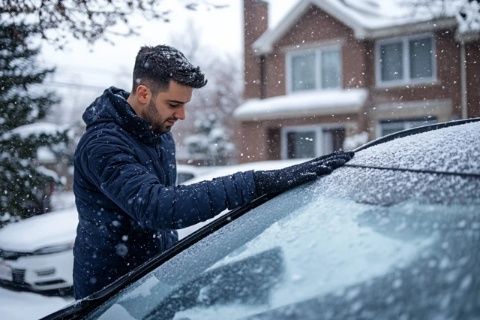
top-left (136, 84), bottom-right (151, 104)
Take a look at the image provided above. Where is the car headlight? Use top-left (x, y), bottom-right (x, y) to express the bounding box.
top-left (34, 243), bottom-right (74, 255)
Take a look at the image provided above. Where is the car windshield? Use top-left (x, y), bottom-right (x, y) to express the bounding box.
top-left (86, 162), bottom-right (480, 320)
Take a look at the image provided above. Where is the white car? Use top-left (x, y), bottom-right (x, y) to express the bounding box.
top-left (182, 159), bottom-right (304, 185)
top-left (0, 208), bottom-right (77, 292)
top-left (176, 164), bottom-right (213, 185)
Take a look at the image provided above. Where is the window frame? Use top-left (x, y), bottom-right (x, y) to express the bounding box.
top-left (376, 117), bottom-right (438, 137)
top-left (281, 125), bottom-right (323, 160)
top-left (375, 33), bottom-right (437, 88)
top-left (281, 124), bottom-right (345, 159)
top-left (285, 44), bottom-right (343, 94)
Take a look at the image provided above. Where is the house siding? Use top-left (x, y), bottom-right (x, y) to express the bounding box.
top-left (466, 41), bottom-right (480, 117)
top-left (262, 5), bottom-right (366, 98)
top-left (236, 115), bottom-right (358, 161)
top-left (364, 29), bottom-right (462, 137)
top-left (237, 1), bottom-right (474, 163)
top-left (243, 0), bottom-right (269, 100)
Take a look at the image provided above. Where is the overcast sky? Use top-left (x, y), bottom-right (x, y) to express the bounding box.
top-left (40, 0), bottom-right (300, 119)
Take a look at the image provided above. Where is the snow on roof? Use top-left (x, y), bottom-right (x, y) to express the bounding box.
top-left (458, 0), bottom-right (480, 33)
top-left (234, 88), bottom-right (368, 121)
top-left (254, 0), bottom-right (462, 54)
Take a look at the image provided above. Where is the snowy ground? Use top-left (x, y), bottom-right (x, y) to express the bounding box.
top-left (0, 286), bottom-right (73, 320)
top-left (0, 191), bottom-right (76, 320)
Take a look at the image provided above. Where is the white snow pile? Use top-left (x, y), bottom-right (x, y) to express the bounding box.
top-left (234, 89), bottom-right (368, 121)
top-left (0, 287), bottom-right (72, 320)
top-left (457, 0), bottom-right (480, 32)
top-left (0, 122), bottom-right (66, 140)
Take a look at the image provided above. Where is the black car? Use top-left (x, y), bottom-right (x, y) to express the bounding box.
top-left (44, 118), bottom-right (480, 320)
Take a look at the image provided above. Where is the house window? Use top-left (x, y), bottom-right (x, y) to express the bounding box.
top-left (291, 53), bottom-right (316, 91)
top-left (286, 130), bottom-right (316, 158)
top-left (288, 47), bottom-right (341, 93)
top-left (377, 35), bottom-right (435, 86)
top-left (282, 126), bottom-right (345, 159)
top-left (379, 117), bottom-right (437, 137)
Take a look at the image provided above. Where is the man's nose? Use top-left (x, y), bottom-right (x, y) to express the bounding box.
top-left (174, 106), bottom-right (186, 120)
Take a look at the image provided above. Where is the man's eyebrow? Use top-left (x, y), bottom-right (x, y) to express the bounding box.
top-left (168, 100), bottom-right (186, 104)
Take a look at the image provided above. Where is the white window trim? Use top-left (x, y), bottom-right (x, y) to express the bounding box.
top-left (375, 33), bottom-right (437, 88)
top-left (281, 123), bottom-right (346, 159)
top-left (281, 125), bottom-right (323, 160)
top-left (285, 44), bottom-right (343, 94)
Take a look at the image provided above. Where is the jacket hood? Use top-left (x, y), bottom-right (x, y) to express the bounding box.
top-left (82, 87), bottom-right (162, 144)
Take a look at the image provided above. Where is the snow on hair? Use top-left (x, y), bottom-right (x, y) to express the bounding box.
top-left (132, 45), bottom-right (207, 90)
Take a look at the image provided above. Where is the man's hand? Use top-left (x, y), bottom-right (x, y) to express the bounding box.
top-left (254, 151), bottom-right (354, 196)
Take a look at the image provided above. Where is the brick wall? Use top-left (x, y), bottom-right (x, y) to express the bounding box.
top-left (243, 0), bottom-right (268, 100)
top-left (466, 41), bottom-right (480, 117)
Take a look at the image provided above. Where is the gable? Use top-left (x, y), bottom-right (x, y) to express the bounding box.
top-left (253, 0), bottom-right (458, 55)
top-left (274, 4), bottom-right (354, 49)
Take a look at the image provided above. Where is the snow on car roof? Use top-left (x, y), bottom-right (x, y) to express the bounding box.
top-left (351, 121), bottom-right (480, 174)
top-left (0, 208), bottom-right (77, 252)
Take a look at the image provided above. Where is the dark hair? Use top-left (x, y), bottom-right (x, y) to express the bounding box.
top-left (132, 45), bottom-right (207, 93)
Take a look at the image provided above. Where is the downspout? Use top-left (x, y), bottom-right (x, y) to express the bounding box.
top-left (260, 54), bottom-right (266, 99)
top-left (460, 41), bottom-right (468, 119)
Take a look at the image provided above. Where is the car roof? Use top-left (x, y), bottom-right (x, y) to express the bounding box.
top-left (350, 118), bottom-right (480, 176)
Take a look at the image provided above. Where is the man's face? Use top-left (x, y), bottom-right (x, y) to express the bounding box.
top-left (142, 80), bottom-right (193, 133)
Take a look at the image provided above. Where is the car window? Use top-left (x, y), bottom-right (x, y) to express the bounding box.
top-left (86, 166), bottom-right (480, 320)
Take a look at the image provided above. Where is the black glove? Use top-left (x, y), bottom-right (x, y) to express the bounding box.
top-left (253, 151), bottom-right (354, 196)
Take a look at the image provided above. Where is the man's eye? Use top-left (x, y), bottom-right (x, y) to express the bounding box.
top-left (169, 104), bottom-right (179, 108)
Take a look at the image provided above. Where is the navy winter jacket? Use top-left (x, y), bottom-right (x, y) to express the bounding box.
top-left (73, 87), bottom-right (257, 299)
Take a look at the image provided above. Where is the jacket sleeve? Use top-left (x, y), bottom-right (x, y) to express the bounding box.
top-left (78, 133), bottom-right (258, 231)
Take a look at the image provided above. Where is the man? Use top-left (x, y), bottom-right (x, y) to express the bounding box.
top-left (73, 45), bottom-right (353, 299)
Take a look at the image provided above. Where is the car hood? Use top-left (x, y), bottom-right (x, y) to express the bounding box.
top-left (0, 208), bottom-right (78, 252)
top-left (351, 121), bottom-right (480, 175)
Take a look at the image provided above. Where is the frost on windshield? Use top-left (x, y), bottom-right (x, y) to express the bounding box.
top-left (89, 165), bottom-right (480, 320)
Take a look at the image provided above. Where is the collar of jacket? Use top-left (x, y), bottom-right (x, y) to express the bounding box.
top-left (89, 87), bottom-right (164, 145)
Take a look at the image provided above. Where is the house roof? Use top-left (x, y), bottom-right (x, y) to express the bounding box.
top-left (233, 88), bottom-right (368, 121)
top-left (254, 0), bottom-right (464, 54)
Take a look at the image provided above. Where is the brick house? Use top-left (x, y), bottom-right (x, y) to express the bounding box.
top-left (234, 0), bottom-right (480, 162)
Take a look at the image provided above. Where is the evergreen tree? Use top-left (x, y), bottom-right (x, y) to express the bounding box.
top-left (0, 22), bottom-right (69, 225)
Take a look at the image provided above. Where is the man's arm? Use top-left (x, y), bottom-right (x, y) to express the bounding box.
top-left (77, 136), bottom-right (256, 231)
top-left (78, 132), bottom-right (353, 231)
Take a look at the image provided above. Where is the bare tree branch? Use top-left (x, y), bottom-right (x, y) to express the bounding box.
top-left (0, 0), bottom-right (229, 46)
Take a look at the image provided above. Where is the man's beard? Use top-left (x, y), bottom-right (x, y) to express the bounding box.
top-left (144, 100), bottom-right (171, 134)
